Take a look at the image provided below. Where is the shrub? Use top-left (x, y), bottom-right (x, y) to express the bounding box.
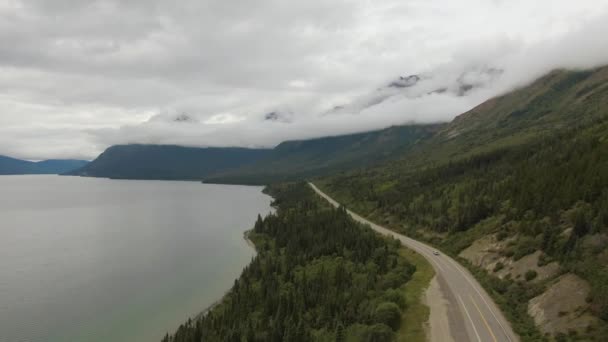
top-left (363, 324), bottom-right (394, 342)
top-left (496, 230), bottom-right (509, 241)
top-left (381, 289), bottom-right (407, 309)
top-left (493, 262), bottom-right (505, 272)
top-left (373, 302), bottom-right (402, 330)
top-left (537, 253), bottom-right (551, 267)
top-left (512, 237), bottom-right (537, 260)
top-left (525, 270), bottom-right (538, 281)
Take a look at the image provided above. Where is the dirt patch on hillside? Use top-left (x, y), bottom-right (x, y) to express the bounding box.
top-left (459, 236), bottom-right (559, 283)
top-left (458, 234), bottom-right (508, 269)
top-left (528, 274), bottom-right (598, 335)
top-left (495, 251), bottom-right (559, 283)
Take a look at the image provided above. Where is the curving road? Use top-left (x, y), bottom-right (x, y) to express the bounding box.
top-left (309, 182), bottom-right (519, 342)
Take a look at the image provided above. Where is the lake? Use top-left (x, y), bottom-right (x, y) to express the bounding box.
top-left (0, 175), bottom-right (272, 342)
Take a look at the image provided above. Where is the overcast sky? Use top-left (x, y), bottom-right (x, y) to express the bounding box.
top-left (1, 0), bottom-right (608, 160)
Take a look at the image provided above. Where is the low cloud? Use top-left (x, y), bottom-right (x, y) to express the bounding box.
top-left (1, 0), bottom-right (608, 159)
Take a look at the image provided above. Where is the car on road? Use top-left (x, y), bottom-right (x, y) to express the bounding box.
top-left (433, 250), bottom-right (440, 256)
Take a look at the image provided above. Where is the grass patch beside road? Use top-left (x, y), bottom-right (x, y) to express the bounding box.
top-left (397, 247), bottom-right (435, 342)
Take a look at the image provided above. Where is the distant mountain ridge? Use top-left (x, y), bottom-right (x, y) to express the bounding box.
top-left (69, 124), bottom-right (442, 182)
top-left (0, 155), bottom-right (88, 175)
top-left (68, 145), bottom-right (271, 180)
top-left (70, 66), bottom-right (608, 186)
top-left (206, 124), bottom-right (443, 184)
top-left (325, 66), bottom-right (502, 116)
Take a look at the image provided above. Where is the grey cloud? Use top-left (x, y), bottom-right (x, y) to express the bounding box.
top-left (1, 0), bottom-right (608, 159)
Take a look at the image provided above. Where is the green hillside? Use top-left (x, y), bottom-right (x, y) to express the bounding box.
top-left (68, 144), bottom-right (271, 180)
top-left (399, 67), bottom-right (608, 169)
top-left (75, 124), bottom-right (441, 183)
top-left (317, 67), bottom-right (608, 340)
top-left (205, 124), bottom-right (442, 184)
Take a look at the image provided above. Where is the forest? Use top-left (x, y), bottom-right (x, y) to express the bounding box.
top-left (319, 116), bottom-right (608, 340)
top-left (162, 182), bottom-right (416, 342)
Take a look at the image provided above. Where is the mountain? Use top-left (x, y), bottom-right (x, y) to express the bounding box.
top-left (203, 124), bottom-right (443, 184)
top-left (68, 145), bottom-right (271, 180)
top-left (317, 66), bottom-right (608, 340)
top-left (0, 155), bottom-right (89, 175)
top-left (75, 125), bottom-right (442, 183)
top-left (430, 67), bottom-right (607, 157)
top-left (263, 110), bottom-right (293, 123)
top-left (387, 74), bottom-right (421, 88)
top-left (325, 66), bottom-right (502, 115)
top-left (148, 112), bottom-right (200, 124)
top-left (332, 66), bottom-right (608, 177)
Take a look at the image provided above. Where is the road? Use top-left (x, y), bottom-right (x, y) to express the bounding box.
top-left (309, 182), bottom-right (519, 342)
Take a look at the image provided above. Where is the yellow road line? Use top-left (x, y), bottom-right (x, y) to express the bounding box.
top-left (457, 295), bottom-right (482, 342)
top-left (469, 295), bottom-right (498, 342)
top-left (445, 257), bottom-right (512, 342)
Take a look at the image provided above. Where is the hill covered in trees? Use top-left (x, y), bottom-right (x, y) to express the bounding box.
top-left (205, 124), bottom-right (442, 184)
top-left (67, 145), bottom-right (271, 180)
top-left (163, 182), bottom-right (417, 342)
top-left (70, 124), bottom-right (440, 182)
top-left (0, 155), bottom-right (88, 175)
top-left (318, 67), bottom-right (608, 340)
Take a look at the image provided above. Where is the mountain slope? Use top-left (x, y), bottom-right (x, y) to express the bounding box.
top-left (325, 66), bottom-right (502, 116)
top-left (35, 159), bottom-right (90, 174)
top-left (417, 67), bottom-right (608, 165)
top-left (205, 124), bottom-right (443, 184)
top-left (75, 124), bottom-right (442, 183)
top-left (69, 145), bottom-right (271, 180)
top-left (317, 66), bottom-right (608, 340)
top-left (322, 66), bottom-right (608, 184)
top-left (0, 155), bottom-right (88, 175)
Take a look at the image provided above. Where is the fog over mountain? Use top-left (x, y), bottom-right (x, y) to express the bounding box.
top-left (1, 0), bottom-right (608, 160)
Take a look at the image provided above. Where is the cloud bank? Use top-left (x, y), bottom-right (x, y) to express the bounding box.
top-left (1, 0), bottom-right (608, 159)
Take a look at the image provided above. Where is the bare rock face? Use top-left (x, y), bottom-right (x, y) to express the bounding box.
top-left (495, 251), bottom-right (559, 283)
top-left (461, 235), bottom-right (597, 335)
top-left (459, 235), bottom-right (559, 283)
top-left (458, 234), bottom-right (507, 269)
top-left (528, 274), bottom-right (598, 335)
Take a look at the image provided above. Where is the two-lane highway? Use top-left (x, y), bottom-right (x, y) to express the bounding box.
top-left (309, 182), bottom-right (519, 342)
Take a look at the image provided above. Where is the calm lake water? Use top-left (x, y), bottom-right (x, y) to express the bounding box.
top-left (0, 175), bottom-right (272, 342)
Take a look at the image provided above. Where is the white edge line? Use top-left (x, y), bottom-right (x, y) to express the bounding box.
top-left (445, 257), bottom-right (513, 342)
top-left (458, 294), bottom-right (482, 342)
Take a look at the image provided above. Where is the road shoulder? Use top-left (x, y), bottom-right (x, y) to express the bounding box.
top-left (424, 276), bottom-right (456, 342)
top-left (397, 247), bottom-right (436, 342)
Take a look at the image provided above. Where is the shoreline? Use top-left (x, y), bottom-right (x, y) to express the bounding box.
top-left (192, 229), bottom-right (258, 322)
top-left (243, 229), bottom-right (257, 251)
